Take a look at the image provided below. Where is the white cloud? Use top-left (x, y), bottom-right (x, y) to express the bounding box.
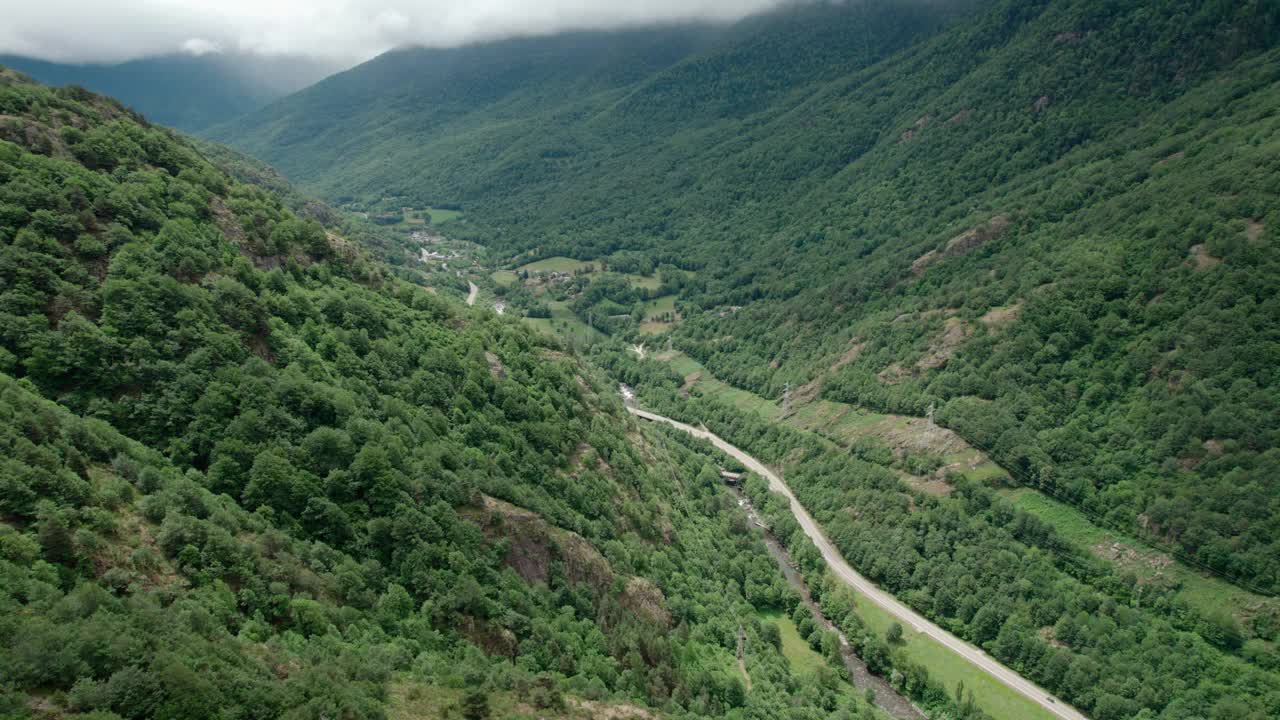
top-left (0, 0), bottom-right (790, 65)
top-left (181, 38), bottom-right (223, 56)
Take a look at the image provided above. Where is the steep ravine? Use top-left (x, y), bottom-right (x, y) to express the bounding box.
top-left (729, 486), bottom-right (923, 719)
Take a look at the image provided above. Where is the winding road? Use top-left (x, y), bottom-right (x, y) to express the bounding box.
top-left (627, 405), bottom-right (1088, 720)
top-left (466, 281), bottom-right (478, 306)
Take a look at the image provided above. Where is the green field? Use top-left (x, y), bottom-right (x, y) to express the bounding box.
top-left (524, 300), bottom-right (606, 343)
top-left (639, 295), bottom-right (680, 335)
top-left (642, 294), bottom-right (677, 314)
top-left (491, 269), bottom-right (518, 286)
top-left (384, 208), bottom-right (424, 226)
top-left (517, 256), bottom-right (596, 273)
top-left (423, 206), bottom-right (463, 224)
top-left (950, 454), bottom-right (1008, 483)
top-left (624, 273), bottom-right (663, 291)
top-left (757, 610), bottom-right (828, 676)
top-left (785, 398), bottom-right (1006, 485)
top-left (786, 399), bottom-right (886, 438)
top-left (663, 352), bottom-right (780, 419)
top-left (386, 207), bottom-right (463, 226)
top-left (1001, 488), bottom-right (1278, 633)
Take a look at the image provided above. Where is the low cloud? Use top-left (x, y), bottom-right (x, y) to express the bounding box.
top-left (180, 38), bottom-right (223, 57)
top-left (0, 0), bottom-right (791, 65)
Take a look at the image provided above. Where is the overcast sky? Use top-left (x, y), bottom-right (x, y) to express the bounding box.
top-left (0, 0), bottom-right (792, 65)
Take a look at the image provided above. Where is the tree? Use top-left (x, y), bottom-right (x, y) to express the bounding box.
top-left (761, 621), bottom-right (782, 650)
top-left (1199, 608), bottom-right (1245, 651)
top-left (242, 450), bottom-right (310, 516)
top-left (886, 621), bottom-right (903, 644)
top-left (530, 674), bottom-right (565, 711)
top-left (460, 687), bottom-right (490, 720)
top-left (725, 677), bottom-right (746, 707)
top-left (349, 444), bottom-right (405, 515)
top-left (38, 515), bottom-right (74, 566)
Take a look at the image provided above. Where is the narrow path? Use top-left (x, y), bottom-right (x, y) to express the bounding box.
top-left (735, 626), bottom-right (752, 693)
top-left (628, 406), bottom-right (1088, 720)
top-left (466, 281), bottom-right (478, 306)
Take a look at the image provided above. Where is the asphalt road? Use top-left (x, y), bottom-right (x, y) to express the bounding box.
top-left (466, 281), bottom-right (478, 306)
top-left (627, 405), bottom-right (1089, 720)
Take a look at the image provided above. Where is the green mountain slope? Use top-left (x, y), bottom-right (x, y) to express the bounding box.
top-left (0, 70), bottom-right (900, 720)
top-left (215, 0), bottom-right (1280, 594)
top-left (0, 53), bottom-right (337, 132)
top-left (205, 26), bottom-right (721, 201)
top-left (611, 359), bottom-right (1280, 720)
top-left (680, 2), bottom-right (1280, 594)
top-left (208, 1), bottom-right (964, 206)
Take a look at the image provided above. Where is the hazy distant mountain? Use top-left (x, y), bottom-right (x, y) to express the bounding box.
top-left (0, 52), bottom-right (340, 131)
top-left (209, 1), bottom-right (958, 203)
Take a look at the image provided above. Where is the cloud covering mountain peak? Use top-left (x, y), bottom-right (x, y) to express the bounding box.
top-left (0, 0), bottom-right (792, 64)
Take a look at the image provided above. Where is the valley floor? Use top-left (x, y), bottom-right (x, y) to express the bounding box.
top-left (734, 485), bottom-right (924, 719)
top-left (627, 405), bottom-right (1085, 720)
top-left (660, 351), bottom-right (1278, 638)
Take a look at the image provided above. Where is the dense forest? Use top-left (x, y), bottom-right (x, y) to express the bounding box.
top-left (0, 70), bottom-right (899, 719)
top-left (8, 0), bottom-right (1279, 717)
top-left (599, 346), bottom-right (1280, 720)
top-left (208, 0), bottom-right (968, 207)
top-left (216, 0), bottom-right (1280, 594)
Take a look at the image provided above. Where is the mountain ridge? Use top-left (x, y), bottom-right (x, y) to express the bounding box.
top-left (0, 52), bottom-right (339, 131)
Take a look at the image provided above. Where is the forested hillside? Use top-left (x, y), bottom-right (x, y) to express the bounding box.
top-left (0, 70), bottom-right (901, 719)
top-left (209, 0), bottom-right (966, 207)
top-left (600, 346), bottom-right (1280, 720)
top-left (216, 0), bottom-right (1280, 594)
